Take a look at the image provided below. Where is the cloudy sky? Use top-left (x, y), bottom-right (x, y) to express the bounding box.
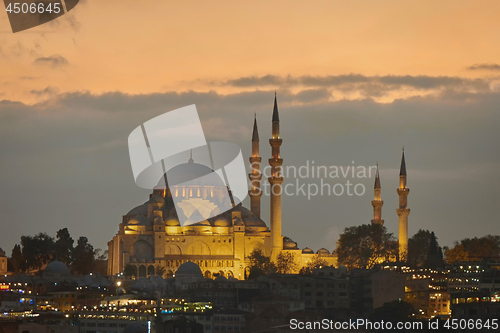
top-left (1, 0), bottom-right (499, 255)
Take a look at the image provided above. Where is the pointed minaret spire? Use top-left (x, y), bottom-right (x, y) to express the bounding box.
top-left (374, 163), bottom-right (381, 189)
top-left (397, 149), bottom-right (410, 262)
top-left (249, 115), bottom-right (262, 217)
top-left (371, 163), bottom-right (384, 226)
top-left (399, 148), bottom-right (407, 189)
top-left (400, 147), bottom-right (407, 177)
top-left (252, 113), bottom-right (259, 142)
top-left (272, 92), bottom-right (279, 122)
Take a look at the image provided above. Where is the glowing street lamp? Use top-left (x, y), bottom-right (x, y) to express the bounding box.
top-left (116, 281), bottom-right (122, 297)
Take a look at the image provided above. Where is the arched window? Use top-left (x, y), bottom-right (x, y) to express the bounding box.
top-left (138, 265), bottom-right (146, 278)
top-left (147, 265), bottom-right (155, 277)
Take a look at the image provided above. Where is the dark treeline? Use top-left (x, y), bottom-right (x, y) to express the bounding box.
top-left (9, 228), bottom-right (107, 275)
top-left (335, 224), bottom-right (500, 270)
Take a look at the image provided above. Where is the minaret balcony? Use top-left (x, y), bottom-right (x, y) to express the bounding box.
top-left (268, 158), bottom-right (283, 167)
top-left (396, 208), bottom-right (410, 216)
top-left (269, 139), bottom-right (282, 147)
top-left (397, 188), bottom-right (410, 195)
top-left (248, 188), bottom-right (263, 197)
top-left (248, 173), bottom-right (263, 181)
top-left (268, 177), bottom-right (284, 185)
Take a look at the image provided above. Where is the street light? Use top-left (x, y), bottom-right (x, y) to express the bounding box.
top-left (116, 281), bottom-right (122, 297)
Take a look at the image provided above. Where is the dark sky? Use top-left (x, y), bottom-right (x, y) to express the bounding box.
top-left (1, 1), bottom-right (500, 257)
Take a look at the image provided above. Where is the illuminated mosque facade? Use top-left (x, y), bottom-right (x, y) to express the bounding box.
top-left (107, 95), bottom-right (337, 279)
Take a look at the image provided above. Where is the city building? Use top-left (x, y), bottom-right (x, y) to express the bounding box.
top-left (256, 267), bottom-right (351, 319)
top-left (404, 269), bottom-right (450, 318)
top-left (0, 247), bottom-right (7, 276)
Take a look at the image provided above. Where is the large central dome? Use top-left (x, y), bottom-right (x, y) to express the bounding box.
top-left (124, 155), bottom-right (268, 229)
top-left (157, 162), bottom-right (220, 188)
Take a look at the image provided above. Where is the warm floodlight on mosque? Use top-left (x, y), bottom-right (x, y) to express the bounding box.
top-left (128, 105), bottom-right (248, 226)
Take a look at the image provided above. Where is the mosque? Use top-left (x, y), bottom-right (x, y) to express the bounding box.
top-left (107, 94), bottom-right (410, 279)
top-left (107, 95), bottom-right (337, 280)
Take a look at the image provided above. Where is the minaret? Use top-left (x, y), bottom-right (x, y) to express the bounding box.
top-left (269, 93), bottom-right (283, 260)
top-left (371, 164), bottom-right (384, 225)
top-left (249, 114), bottom-right (262, 217)
top-left (397, 149), bottom-right (410, 262)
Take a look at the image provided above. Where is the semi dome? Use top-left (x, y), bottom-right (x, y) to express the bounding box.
top-left (283, 239), bottom-right (298, 249)
top-left (126, 203), bottom-right (148, 216)
top-left (317, 248), bottom-right (330, 255)
top-left (176, 261), bottom-right (203, 277)
top-left (128, 215), bottom-right (152, 226)
top-left (243, 216), bottom-right (267, 227)
top-left (238, 206), bottom-right (268, 228)
top-left (148, 195), bottom-right (165, 204)
top-left (302, 247), bottom-right (314, 254)
top-left (165, 217), bottom-right (180, 226)
top-left (214, 216), bottom-right (231, 227)
top-left (44, 260), bottom-right (70, 277)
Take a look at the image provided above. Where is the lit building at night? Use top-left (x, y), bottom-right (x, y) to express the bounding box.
top-left (107, 95), bottom-right (337, 280)
top-left (0, 248), bottom-right (7, 276)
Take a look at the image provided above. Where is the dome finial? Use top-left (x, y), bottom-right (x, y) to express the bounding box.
top-left (188, 149), bottom-right (194, 163)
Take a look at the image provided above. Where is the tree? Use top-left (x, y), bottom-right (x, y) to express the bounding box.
top-left (336, 224), bottom-right (397, 270)
top-left (21, 232), bottom-right (55, 272)
top-left (462, 235), bottom-right (500, 260)
top-left (445, 235), bottom-right (500, 264)
top-left (72, 237), bottom-right (95, 275)
top-left (275, 251), bottom-right (298, 274)
top-left (54, 228), bottom-right (74, 265)
top-left (408, 229), bottom-right (433, 268)
top-left (94, 249), bottom-right (108, 261)
top-left (299, 255), bottom-right (328, 275)
top-left (425, 232), bottom-right (444, 269)
top-left (156, 265), bottom-right (166, 277)
top-left (247, 248), bottom-right (275, 279)
top-left (445, 244), bottom-right (468, 264)
top-left (10, 244), bottom-right (25, 275)
top-left (408, 230), bottom-right (444, 269)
